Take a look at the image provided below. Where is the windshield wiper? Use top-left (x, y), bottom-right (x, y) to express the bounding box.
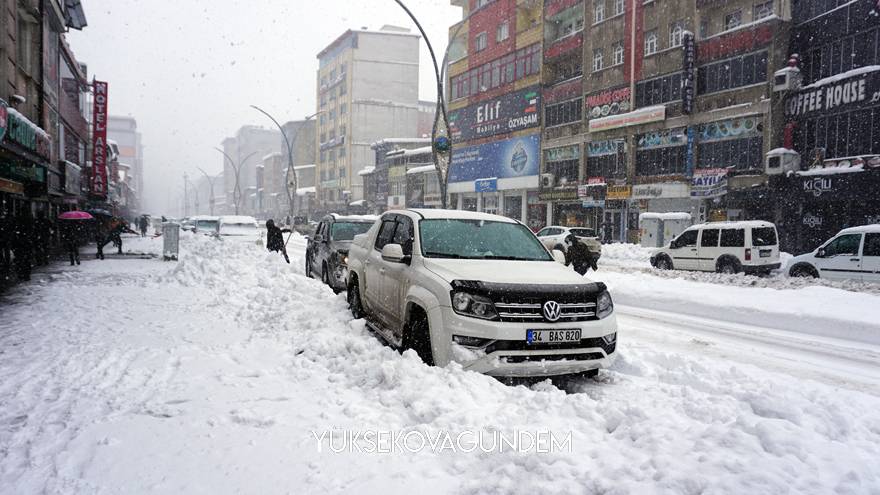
top-left (479, 255), bottom-right (542, 261)
top-left (423, 251), bottom-right (467, 259)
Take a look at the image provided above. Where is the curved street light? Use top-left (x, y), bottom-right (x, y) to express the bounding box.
top-left (197, 166), bottom-right (222, 216)
top-left (214, 147), bottom-right (258, 215)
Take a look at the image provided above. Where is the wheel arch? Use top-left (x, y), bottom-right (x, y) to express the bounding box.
top-left (716, 254), bottom-right (742, 272)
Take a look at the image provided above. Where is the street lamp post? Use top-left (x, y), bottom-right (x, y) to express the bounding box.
top-left (214, 148), bottom-right (258, 215)
top-left (183, 172), bottom-right (189, 217)
top-left (197, 167), bottom-right (221, 216)
top-left (251, 106), bottom-right (322, 224)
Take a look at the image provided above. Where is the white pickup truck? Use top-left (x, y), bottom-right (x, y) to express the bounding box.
top-left (345, 208), bottom-right (618, 378)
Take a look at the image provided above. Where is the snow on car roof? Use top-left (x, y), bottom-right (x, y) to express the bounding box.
top-left (696, 220), bottom-right (776, 229)
top-left (219, 215), bottom-right (257, 224)
top-left (408, 208), bottom-right (519, 223)
top-left (838, 224), bottom-right (880, 235)
top-left (191, 215), bottom-right (220, 221)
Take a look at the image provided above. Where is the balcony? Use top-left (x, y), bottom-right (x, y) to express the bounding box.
top-left (544, 31), bottom-right (583, 60)
top-left (545, 0), bottom-right (583, 19)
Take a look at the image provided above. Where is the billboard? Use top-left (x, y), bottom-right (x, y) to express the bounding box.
top-left (448, 86), bottom-right (540, 142)
top-left (449, 133), bottom-right (541, 183)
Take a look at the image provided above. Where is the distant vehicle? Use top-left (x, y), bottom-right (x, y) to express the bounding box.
top-left (345, 209), bottom-right (618, 378)
top-left (180, 217), bottom-right (195, 232)
top-left (651, 221), bottom-right (780, 275)
top-left (305, 213), bottom-right (378, 292)
top-left (536, 225), bottom-right (602, 262)
top-left (788, 224), bottom-right (880, 282)
top-left (191, 215), bottom-right (220, 235)
top-left (218, 215), bottom-right (262, 243)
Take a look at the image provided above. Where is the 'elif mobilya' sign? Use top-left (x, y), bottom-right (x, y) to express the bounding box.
top-left (91, 80), bottom-right (109, 198)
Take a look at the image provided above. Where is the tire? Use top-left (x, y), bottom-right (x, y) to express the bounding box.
top-left (305, 256), bottom-right (313, 278)
top-left (321, 264), bottom-right (330, 285)
top-left (717, 258), bottom-right (741, 275)
top-left (655, 255), bottom-right (673, 270)
top-left (403, 311), bottom-right (434, 366)
top-left (790, 263), bottom-right (818, 279)
top-left (347, 277), bottom-right (364, 319)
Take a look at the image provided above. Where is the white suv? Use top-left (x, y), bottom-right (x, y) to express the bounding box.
top-left (788, 225), bottom-right (880, 282)
top-left (650, 221), bottom-right (781, 275)
top-left (345, 209), bottom-right (618, 378)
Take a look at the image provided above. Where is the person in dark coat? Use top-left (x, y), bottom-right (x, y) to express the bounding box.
top-left (12, 211), bottom-right (33, 281)
top-left (139, 216), bottom-right (149, 237)
top-left (265, 219), bottom-right (290, 263)
top-left (108, 217), bottom-right (138, 254)
top-left (94, 218), bottom-right (109, 260)
top-left (33, 211), bottom-right (53, 266)
top-left (563, 234), bottom-right (596, 276)
top-left (60, 221), bottom-right (81, 266)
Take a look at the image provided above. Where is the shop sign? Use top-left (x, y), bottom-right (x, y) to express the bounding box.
top-left (589, 105), bottom-right (665, 133)
top-left (582, 199), bottom-right (606, 208)
top-left (682, 32), bottom-right (696, 115)
top-left (802, 213), bottom-right (823, 228)
top-left (637, 128), bottom-right (687, 149)
top-left (698, 117), bottom-right (761, 142)
top-left (686, 126), bottom-right (696, 177)
top-left (91, 80), bottom-right (109, 198)
top-left (690, 168), bottom-right (729, 198)
top-left (802, 176), bottom-right (834, 198)
top-left (606, 185), bottom-right (632, 200)
top-left (475, 178), bottom-right (498, 192)
top-left (588, 139), bottom-right (624, 156)
top-left (631, 182), bottom-right (690, 199)
top-left (577, 178), bottom-right (606, 198)
top-left (538, 189), bottom-right (578, 201)
top-left (450, 133), bottom-right (540, 183)
top-left (0, 177), bottom-right (23, 194)
top-left (6, 109), bottom-right (51, 159)
top-left (545, 145), bottom-right (579, 162)
top-left (448, 86), bottom-right (541, 142)
top-left (785, 70), bottom-right (880, 118)
top-left (585, 86), bottom-right (631, 120)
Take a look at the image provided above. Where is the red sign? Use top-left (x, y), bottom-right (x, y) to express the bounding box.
top-left (697, 25), bottom-right (773, 63)
top-left (91, 80), bottom-right (108, 198)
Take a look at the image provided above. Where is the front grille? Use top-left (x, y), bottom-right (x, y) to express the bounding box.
top-left (495, 301), bottom-right (596, 323)
top-left (503, 352), bottom-right (605, 364)
top-left (486, 337), bottom-right (616, 356)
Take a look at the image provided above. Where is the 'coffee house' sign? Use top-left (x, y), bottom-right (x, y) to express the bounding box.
top-left (785, 70), bottom-right (880, 118)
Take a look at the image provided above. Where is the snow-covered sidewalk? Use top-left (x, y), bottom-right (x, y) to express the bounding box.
top-left (1, 234), bottom-right (879, 494)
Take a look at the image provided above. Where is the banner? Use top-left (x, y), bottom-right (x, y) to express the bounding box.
top-left (449, 133), bottom-right (540, 183)
top-left (91, 80), bottom-right (109, 198)
top-left (690, 168), bottom-right (728, 198)
top-left (448, 86), bottom-right (541, 142)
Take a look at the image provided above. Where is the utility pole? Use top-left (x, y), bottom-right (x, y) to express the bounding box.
top-left (197, 167), bottom-right (221, 216)
top-left (183, 172), bottom-right (189, 217)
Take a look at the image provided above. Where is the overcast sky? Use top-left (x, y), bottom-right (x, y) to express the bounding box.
top-left (67, 0), bottom-right (462, 213)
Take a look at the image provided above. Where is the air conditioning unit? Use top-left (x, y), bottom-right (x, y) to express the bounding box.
top-left (765, 148), bottom-right (801, 175)
top-left (540, 173), bottom-right (555, 188)
top-left (774, 57), bottom-right (802, 92)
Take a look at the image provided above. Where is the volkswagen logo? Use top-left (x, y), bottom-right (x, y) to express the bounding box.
top-left (542, 301), bottom-right (562, 322)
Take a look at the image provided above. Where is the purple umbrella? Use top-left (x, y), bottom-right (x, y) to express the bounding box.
top-left (58, 211), bottom-right (94, 220)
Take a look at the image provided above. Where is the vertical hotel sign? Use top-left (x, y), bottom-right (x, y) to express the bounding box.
top-left (682, 32), bottom-right (696, 115)
top-left (91, 80), bottom-right (109, 198)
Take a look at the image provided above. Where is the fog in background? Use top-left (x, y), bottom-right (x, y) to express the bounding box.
top-left (67, 0), bottom-right (460, 214)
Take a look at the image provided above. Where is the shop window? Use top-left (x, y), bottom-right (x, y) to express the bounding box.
top-left (636, 146), bottom-right (687, 176)
top-left (544, 98), bottom-right (583, 127)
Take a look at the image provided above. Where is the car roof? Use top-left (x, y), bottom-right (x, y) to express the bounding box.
top-left (838, 224), bottom-right (880, 235)
top-left (405, 208), bottom-right (519, 223)
top-left (692, 220), bottom-right (776, 229)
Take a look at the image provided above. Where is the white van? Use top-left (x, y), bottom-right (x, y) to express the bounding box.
top-left (788, 225), bottom-right (880, 283)
top-left (650, 221), bottom-right (781, 275)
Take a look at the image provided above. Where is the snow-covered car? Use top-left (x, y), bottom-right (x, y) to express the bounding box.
top-left (788, 224), bottom-right (880, 282)
top-left (650, 221), bottom-right (780, 275)
top-left (345, 209), bottom-right (618, 378)
top-left (191, 215), bottom-right (220, 235)
top-left (305, 213), bottom-right (377, 292)
top-left (536, 225), bottom-right (602, 261)
top-left (218, 215), bottom-right (263, 244)
top-left (180, 217), bottom-right (195, 232)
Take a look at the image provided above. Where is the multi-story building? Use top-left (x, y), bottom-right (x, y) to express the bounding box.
top-left (108, 116), bottom-right (144, 214)
top-left (280, 119), bottom-right (316, 219)
top-left (364, 137), bottom-right (432, 214)
top-left (446, 0), bottom-right (546, 231)
top-left (220, 126), bottom-right (280, 215)
top-left (315, 25), bottom-right (421, 214)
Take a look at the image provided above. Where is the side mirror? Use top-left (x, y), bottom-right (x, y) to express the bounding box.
top-left (552, 249), bottom-right (566, 264)
top-left (313, 234), bottom-right (324, 243)
top-left (816, 248), bottom-right (826, 258)
top-left (381, 243), bottom-right (407, 263)
top-left (303, 235), bottom-right (310, 241)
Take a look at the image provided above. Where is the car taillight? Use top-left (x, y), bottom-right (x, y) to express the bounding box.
top-left (745, 248), bottom-right (752, 261)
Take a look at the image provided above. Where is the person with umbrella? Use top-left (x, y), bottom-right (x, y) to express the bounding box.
top-left (58, 211), bottom-right (93, 266)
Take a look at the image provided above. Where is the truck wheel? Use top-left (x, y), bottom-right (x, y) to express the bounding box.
top-left (717, 258), bottom-right (741, 274)
top-left (403, 311), bottom-right (434, 366)
top-left (790, 263), bottom-right (819, 278)
top-left (347, 277), bottom-right (364, 319)
top-left (655, 255), bottom-right (673, 270)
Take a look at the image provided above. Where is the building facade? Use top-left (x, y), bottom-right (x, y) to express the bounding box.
top-left (315, 25), bottom-right (421, 214)
top-left (364, 137), bottom-right (432, 214)
top-left (107, 116), bottom-right (144, 215)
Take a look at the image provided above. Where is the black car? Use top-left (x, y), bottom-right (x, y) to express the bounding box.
top-left (305, 214), bottom-right (377, 291)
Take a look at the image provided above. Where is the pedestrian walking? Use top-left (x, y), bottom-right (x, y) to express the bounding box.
top-left (60, 221), bottom-right (81, 266)
top-left (94, 218), bottom-right (109, 260)
top-left (12, 211), bottom-right (33, 281)
top-left (563, 234), bottom-right (597, 276)
top-left (108, 217), bottom-right (138, 255)
top-left (265, 219), bottom-right (290, 263)
top-left (139, 215), bottom-right (149, 237)
top-left (33, 211), bottom-right (53, 266)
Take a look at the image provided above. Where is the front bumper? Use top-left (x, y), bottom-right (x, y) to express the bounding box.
top-left (742, 262), bottom-right (781, 274)
top-left (428, 306), bottom-right (618, 377)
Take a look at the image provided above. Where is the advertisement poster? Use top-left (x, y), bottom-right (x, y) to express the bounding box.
top-left (690, 168), bottom-right (728, 198)
top-left (450, 133), bottom-right (541, 183)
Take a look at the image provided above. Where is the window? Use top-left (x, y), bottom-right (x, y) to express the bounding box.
top-left (340, 103), bottom-right (347, 115)
top-left (753, 0), bottom-right (773, 20)
top-left (697, 51), bottom-right (768, 94)
top-left (592, 49), bottom-right (604, 72)
top-left (587, 140), bottom-right (626, 179)
top-left (612, 42), bottom-right (624, 66)
top-left (475, 32), bottom-right (488, 51)
top-left (614, 0), bottom-right (625, 16)
top-left (699, 19), bottom-right (709, 38)
top-left (635, 72), bottom-right (682, 107)
top-left (636, 128), bottom-right (687, 176)
top-left (863, 233), bottom-right (880, 257)
top-left (374, 219), bottom-right (398, 250)
top-left (701, 229), bottom-right (720, 247)
top-left (720, 229), bottom-right (745, 248)
top-left (449, 43), bottom-right (541, 100)
top-left (724, 10), bottom-right (742, 31)
top-left (824, 234), bottom-right (862, 257)
top-left (644, 30), bottom-right (658, 56)
top-left (496, 21), bottom-right (509, 42)
top-left (669, 21), bottom-right (685, 48)
top-left (594, 1), bottom-right (605, 23)
top-left (550, 57), bottom-right (583, 84)
top-left (392, 217), bottom-right (414, 255)
top-left (752, 227), bottom-right (777, 247)
top-left (697, 137), bottom-right (763, 171)
top-left (544, 98), bottom-right (583, 127)
top-left (676, 230), bottom-right (698, 247)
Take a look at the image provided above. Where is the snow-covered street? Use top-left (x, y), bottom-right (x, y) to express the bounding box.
top-left (2, 234), bottom-right (880, 494)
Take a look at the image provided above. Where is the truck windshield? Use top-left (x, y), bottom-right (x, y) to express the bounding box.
top-left (331, 222), bottom-right (373, 241)
top-left (419, 219), bottom-right (552, 261)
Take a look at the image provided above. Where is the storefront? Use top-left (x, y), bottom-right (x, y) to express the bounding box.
top-left (0, 103), bottom-right (52, 216)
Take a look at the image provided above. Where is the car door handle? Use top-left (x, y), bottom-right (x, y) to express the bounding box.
top-left (850, 258), bottom-right (860, 262)
top-left (379, 268), bottom-right (386, 275)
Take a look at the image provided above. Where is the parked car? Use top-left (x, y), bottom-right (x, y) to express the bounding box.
top-left (788, 224), bottom-right (880, 282)
top-left (180, 217), bottom-right (195, 232)
top-left (218, 215), bottom-right (262, 244)
top-left (191, 215), bottom-right (220, 235)
top-left (345, 209), bottom-right (618, 378)
top-left (650, 221), bottom-right (781, 275)
top-left (536, 225), bottom-right (602, 264)
top-left (305, 214), bottom-right (377, 291)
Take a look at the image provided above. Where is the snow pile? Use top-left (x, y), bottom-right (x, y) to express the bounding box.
top-left (600, 242), bottom-right (654, 269)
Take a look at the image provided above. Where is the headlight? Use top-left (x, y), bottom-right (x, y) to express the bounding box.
top-left (597, 290), bottom-right (614, 319)
top-left (336, 250), bottom-right (349, 266)
top-left (450, 291), bottom-right (498, 320)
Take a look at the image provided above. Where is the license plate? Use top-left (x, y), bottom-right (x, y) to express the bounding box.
top-left (526, 329), bottom-right (582, 345)
top-left (760, 249), bottom-right (772, 258)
